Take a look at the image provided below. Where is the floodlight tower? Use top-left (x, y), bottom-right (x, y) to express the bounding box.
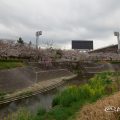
top-left (114, 32), bottom-right (120, 53)
top-left (36, 31), bottom-right (42, 49)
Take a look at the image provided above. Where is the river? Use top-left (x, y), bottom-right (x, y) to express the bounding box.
top-left (0, 77), bottom-right (88, 119)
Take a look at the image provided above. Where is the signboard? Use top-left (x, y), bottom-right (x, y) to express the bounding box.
top-left (72, 40), bottom-right (93, 50)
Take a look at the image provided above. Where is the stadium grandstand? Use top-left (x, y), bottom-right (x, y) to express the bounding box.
top-left (88, 44), bottom-right (120, 61)
top-left (89, 44), bottom-right (118, 53)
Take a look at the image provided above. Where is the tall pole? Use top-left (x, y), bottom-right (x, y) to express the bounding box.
top-left (36, 31), bottom-right (42, 50)
top-left (36, 35), bottom-right (39, 50)
top-left (117, 34), bottom-right (120, 50)
top-left (114, 32), bottom-right (120, 53)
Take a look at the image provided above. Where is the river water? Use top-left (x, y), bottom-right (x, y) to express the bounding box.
top-left (0, 78), bottom-right (87, 118)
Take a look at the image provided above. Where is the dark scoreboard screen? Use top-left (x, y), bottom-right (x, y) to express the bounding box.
top-left (72, 40), bottom-right (93, 50)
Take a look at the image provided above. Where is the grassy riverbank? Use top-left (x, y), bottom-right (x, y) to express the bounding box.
top-left (4, 72), bottom-right (120, 120)
top-left (0, 59), bottom-right (25, 70)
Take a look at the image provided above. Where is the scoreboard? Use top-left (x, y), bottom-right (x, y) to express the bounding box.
top-left (72, 40), bottom-right (93, 50)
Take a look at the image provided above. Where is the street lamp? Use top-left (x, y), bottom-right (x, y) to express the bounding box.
top-left (114, 31), bottom-right (120, 53)
top-left (36, 31), bottom-right (42, 49)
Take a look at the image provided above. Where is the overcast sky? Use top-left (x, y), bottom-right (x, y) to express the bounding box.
top-left (0, 0), bottom-right (120, 49)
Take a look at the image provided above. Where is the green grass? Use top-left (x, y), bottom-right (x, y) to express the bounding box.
top-left (0, 92), bottom-right (6, 101)
top-left (4, 108), bottom-right (33, 120)
top-left (36, 108), bottom-right (46, 116)
top-left (0, 60), bottom-right (25, 70)
top-left (4, 72), bottom-right (120, 120)
top-left (109, 61), bottom-right (120, 64)
top-left (18, 91), bottom-right (33, 97)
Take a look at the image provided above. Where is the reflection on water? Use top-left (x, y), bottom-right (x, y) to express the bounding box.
top-left (0, 89), bottom-right (57, 118)
top-left (0, 79), bottom-right (86, 118)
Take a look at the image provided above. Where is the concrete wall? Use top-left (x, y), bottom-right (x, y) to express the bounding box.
top-left (0, 67), bottom-right (73, 93)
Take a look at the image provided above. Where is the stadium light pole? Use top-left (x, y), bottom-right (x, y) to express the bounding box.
top-left (36, 31), bottom-right (42, 50)
top-left (114, 31), bottom-right (120, 53)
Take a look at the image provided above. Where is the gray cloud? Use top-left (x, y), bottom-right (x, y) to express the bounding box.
top-left (0, 0), bottom-right (120, 49)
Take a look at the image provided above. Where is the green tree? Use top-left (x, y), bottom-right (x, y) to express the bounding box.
top-left (17, 37), bottom-right (24, 44)
top-left (55, 49), bottom-right (63, 59)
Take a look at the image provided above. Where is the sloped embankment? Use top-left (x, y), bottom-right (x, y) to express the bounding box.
top-left (76, 91), bottom-right (120, 120)
top-left (0, 67), bottom-right (74, 93)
